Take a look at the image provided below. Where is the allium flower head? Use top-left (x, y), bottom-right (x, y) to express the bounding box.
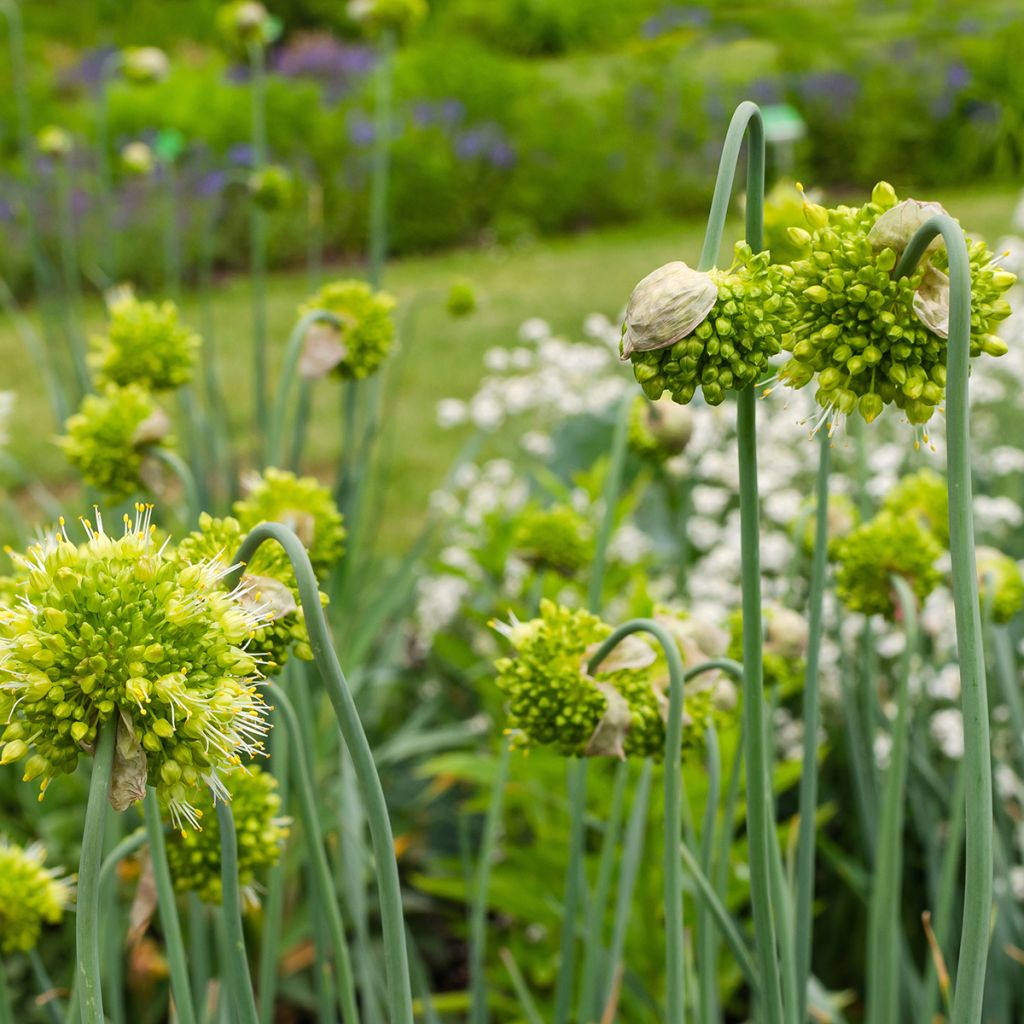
top-left (248, 165), bottom-right (294, 211)
top-left (121, 47), bottom-right (171, 85)
top-left (882, 468), bottom-right (949, 546)
top-left (90, 290), bottom-right (199, 391)
top-left (627, 394), bottom-right (694, 460)
top-left (59, 384), bottom-right (172, 501)
top-left (0, 837), bottom-right (72, 954)
top-left (347, 0), bottom-right (428, 37)
top-left (234, 468), bottom-right (346, 580)
top-left (121, 141), bottom-right (156, 177)
top-left (795, 492), bottom-right (860, 557)
top-left (37, 126), bottom-right (73, 159)
top-left (446, 279), bottom-right (476, 318)
top-left (217, 1), bottom-right (279, 51)
top-left (777, 182), bottom-right (1014, 430)
top-left (512, 505), bottom-right (593, 577)
top-left (297, 280), bottom-right (397, 381)
top-left (160, 765), bottom-right (288, 905)
top-left (976, 547), bottom-right (1024, 625)
top-left (624, 243), bottom-right (792, 406)
top-left (834, 510), bottom-right (943, 618)
top-left (0, 507), bottom-right (270, 830)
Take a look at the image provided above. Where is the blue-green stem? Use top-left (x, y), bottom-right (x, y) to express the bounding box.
top-left (247, 38), bottom-right (269, 456)
top-left (266, 309), bottom-right (342, 466)
top-left (368, 29), bottom-right (394, 287)
top-left (895, 215), bottom-right (992, 1024)
top-left (499, 948), bottom-right (545, 1024)
top-left (469, 737), bottom-right (513, 1024)
top-left (28, 949), bottom-right (62, 1024)
top-left (53, 158), bottom-right (90, 397)
top-left (697, 725), bottom-right (722, 1023)
top-left (76, 721), bottom-right (115, 1024)
top-left (188, 895), bottom-right (211, 1022)
top-left (143, 788), bottom-right (198, 1024)
top-left (864, 576), bottom-right (918, 1024)
top-left (216, 800), bottom-right (260, 1024)
top-left (794, 428), bottom-right (830, 1020)
top-left (553, 759), bottom-right (587, 1024)
top-left (699, 100), bottom-right (785, 1024)
top-left (264, 680), bottom-right (361, 1024)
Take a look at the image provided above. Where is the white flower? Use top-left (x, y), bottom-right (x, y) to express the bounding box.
top-left (974, 496), bottom-right (1024, 532)
top-left (521, 431), bottom-right (553, 457)
top-left (436, 398), bottom-right (468, 429)
top-left (0, 391), bottom-right (12, 450)
top-left (518, 318), bottom-right (551, 343)
top-left (926, 664), bottom-right (961, 701)
top-left (608, 522), bottom-right (652, 565)
top-left (931, 708), bottom-right (965, 760)
top-left (414, 575), bottom-right (470, 638)
top-left (484, 347), bottom-right (510, 371)
top-left (691, 485), bottom-right (731, 518)
top-left (873, 732), bottom-right (893, 770)
top-left (470, 393), bottom-right (504, 431)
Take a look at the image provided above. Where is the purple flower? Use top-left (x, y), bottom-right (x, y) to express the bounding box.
top-left (349, 115), bottom-right (376, 146)
top-left (641, 6), bottom-right (711, 40)
top-left (0, 197), bottom-right (15, 224)
top-left (946, 61), bottom-right (971, 92)
top-left (273, 33), bottom-right (375, 101)
top-left (488, 139), bottom-right (516, 169)
top-left (797, 71), bottom-right (860, 117)
top-left (60, 45), bottom-right (118, 90)
top-left (749, 77), bottom-right (782, 106)
top-left (196, 170), bottom-right (229, 198)
top-left (227, 143), bottom-right (255, 167)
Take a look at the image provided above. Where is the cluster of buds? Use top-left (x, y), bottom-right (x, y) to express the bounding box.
top-left (347, 0), bottom-right (428, 37)
top-left (176, 512), bottom-right (319, 673)
top-left (976, 548), bottom-right (1024, 625)
top-left (834, 510), bottom-right (943, 618)
top-left (729, 602), bottom-right (809, 691)
top-left (627, 395), bottom-right (694, 461)
top-left (0, 507), bottom-right (270, 831)
top-left (160, 765), bottom-right (288, 905)
top-left (492, 601), bottom-right (714, 760)
top-left (446, 279), bottom-right (477, 318)
top-left (90, 290), bottom-right (199, 392)
top-left (234, 468), bottom-right (346, 581)
top-left (794, 492), bottom-right (860, 558)
top-left (216, 1), bottom-right (280, 52)
top-left (623, 243), bottom-right (791, 407)
top-left (512, 505), bottom-right (594, 578)
top-left (777, 183), bottom-right (1014, 429)
top-left (0, 837), bottom-right (72, 954)
top-left (248, 165), bottom-right (294, 212)
top-left (59, 384), bottom-right (172, 501)
top-left (881, 468), bottom-right (949, 546)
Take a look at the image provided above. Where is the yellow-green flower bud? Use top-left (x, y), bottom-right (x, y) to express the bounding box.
top-left (0, 838), bottom-right (72, 954)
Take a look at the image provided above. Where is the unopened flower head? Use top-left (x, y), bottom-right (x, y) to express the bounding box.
top-left (233, 468), bottom-right (346, 581)
top-left (37, 126), bottom-right (72, 159)
top-left (882, 468), bottom-right (949, 546)
top-left (0, 837), bottom-right (72, 954)
top-left (90, 290), bottom-right (199, 391)
top-left (976, 547), bottom-right (1024, 625)
top-left (120, 141), bottom-right (156, 177)
top-left (298, 280), bottom-right (397, 381)
top-left (834, 510), bottom-right (943, 618)
top-left (512, 505), bottom-right (593, 577)
top-left (0, 507), bottom-right (270, 830)
top-left (777, 182), bottom-right (1014, 430)
top-left (176, 512), bottom-right (318, 673)
top-left (347, 0), bottom-right (428, 37)
top-left (160, 764), bottom-right (288, 905)
top-left (59, 384), bottom-right (172, 501)
top-left (627, 395), bottom-right (694, 460)
top-left (216, 1), bottom-right (278, 50)
top-left (795, 492), bottom-right (860, 558)
top-left (248, 165), bottom-right (294, 211)
top-left (446, 279), bottom-right (477, 318)
top-left (624, 243), bottom-right (792, 407)
top-left (121, 47), bottom-right (171, 85)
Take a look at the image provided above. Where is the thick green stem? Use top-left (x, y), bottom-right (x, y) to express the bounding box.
top-left (188, 896), bottom-right (210, 1022)
top-left (216, 800), bottom-right (260, 1024)
top-left (552, 760), bottom-right (587, 1024)
top-left (697, 726), bottom-right (722, 1023)
top-left (794, 429), bottom-right (830, 1020)
top-left (76, 721), bottom-right (116, 1024)
top-left (896, 215), bottom-right (992, 1024)
top-left (143, 788), bottom-right (198, 1024)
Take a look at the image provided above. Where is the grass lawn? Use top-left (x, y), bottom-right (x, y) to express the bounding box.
top-left (2, 183), bottom-right (1019, 544)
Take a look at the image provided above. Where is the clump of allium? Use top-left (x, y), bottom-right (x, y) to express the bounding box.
top-left (795, 492), bottom-right (860, 557)
top-left (176, 513), bottom-right (318, 673)
top-left (976, 547), bottom-right (1024, 625)
top-left (160, 765), bottom-right (288, 904)
top-left (121, 46), bottom-right (171, 85)
top-left (627, 394), bottom-right (694, 460)
top-left (90, 290), bottom-right (199, 391)
top-left (0, 507), bottom-right (270, 830)
top-left (347, 0), bottom-right (428, 36)
top-left (216, 1), bottom-right (279, 50)
top-left (729, 603), bottom-right (808, 692)
top-left (777, 182), bottom-right (1015, 430)
top-left (834, 511), bottom-right (943, 618)
top-left (233, 468), bottom-right (346, 580)
top-left (59, 384), bottom-right (172, 501)
top-left (446, 279), bottom-right (476, 318)
top-left (298, 280), bottom-right (397, 381)
top-left (882, 468), bottom-right (949, 546)
top-left (512, 505), bottom-right (593, 577)
top-left (248, 165), bottom-right (294, 211)
top-left (0, 838), bottom-right (72, 954)
top-left (493, 601), bottom-right (709, 760)
top-left (623, 242), bottom-right (792, 407)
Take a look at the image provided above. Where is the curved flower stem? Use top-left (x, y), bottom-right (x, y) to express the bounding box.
top-left (794, 428), bottom-right (831, 1020)
top-left (895, 215), bottom-right (991, 1024)
top-left (143, 788), bottom-right (198, 1024)
top-left (266, 308), bottom-right (342, 466)
top-left (698, 100), bottom-right (785, 1024)
top-left (76, 720), bottom-right (116, 1024)
top-left (865, 576), bottom-right (918, 1024)
top-left (264, 679), bottom-right (361, 1024)
top-left (150, 447), bottom-right (200, 525)
top-left (216, 800), bottom-right (260, 1024)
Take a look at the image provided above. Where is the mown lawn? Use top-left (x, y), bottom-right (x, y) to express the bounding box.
top-left (2, 184), bottom-right (1018, 543)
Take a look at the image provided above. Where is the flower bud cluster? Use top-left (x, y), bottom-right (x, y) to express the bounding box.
top-left (248, 165), bottom-right (294, 211)
top-left (624, 243), bottom-right (792, 407)
top-left (446, 279), bottom-right (477, 318)
top-left (0, 837), bottom-right (72, 954)
top-left (881, 468), bottom-right (949, 546)
top-left (976, 547), bottom-right (1024, 625)
top-left (121, 47), bottom-right (171, 85)
top-left (513, 505), bottom-right (593, 578)
top-left (217, 1), bottom-right (278, 51)
top-left (160, 765), bottom-right (288, 905)
top-left (0, 507), bottom-right (269, 830)
top-left (627, 395), bottom-right (694, 461)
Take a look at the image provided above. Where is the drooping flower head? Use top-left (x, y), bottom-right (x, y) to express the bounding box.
top-left (297, 280), bottom-right (397, 381)
top-left (347, 0), bottom-right (428, 37)
top-left (777, 182), bottom-right (1014, 431)
top-left (834, 510), bottom-right (943, 618)
top-left (90, 289), bottom-right (199, 391)
top-left (512, 505), bottom-right (593, 577)
top-left (0, 838), bottom-right (72, 954)
top-left (248, 165), bottom-right (294, 211)
top-left (882, 468), bottom-right (949, 546)
top-left (233, 468), bottom-right (346, 581)
top-left (627, 394), bottom-right (694, 461)
top-left (976, 547), bottom-right (1024, 625)
top-left (623, 242), bottom-right (792, 407)
top-left (59, 384), bottom-right (173, 501)
top-left (0, 507), bottom-right (270, 830)
top-left (160, 765), bottom-right (288, 905)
